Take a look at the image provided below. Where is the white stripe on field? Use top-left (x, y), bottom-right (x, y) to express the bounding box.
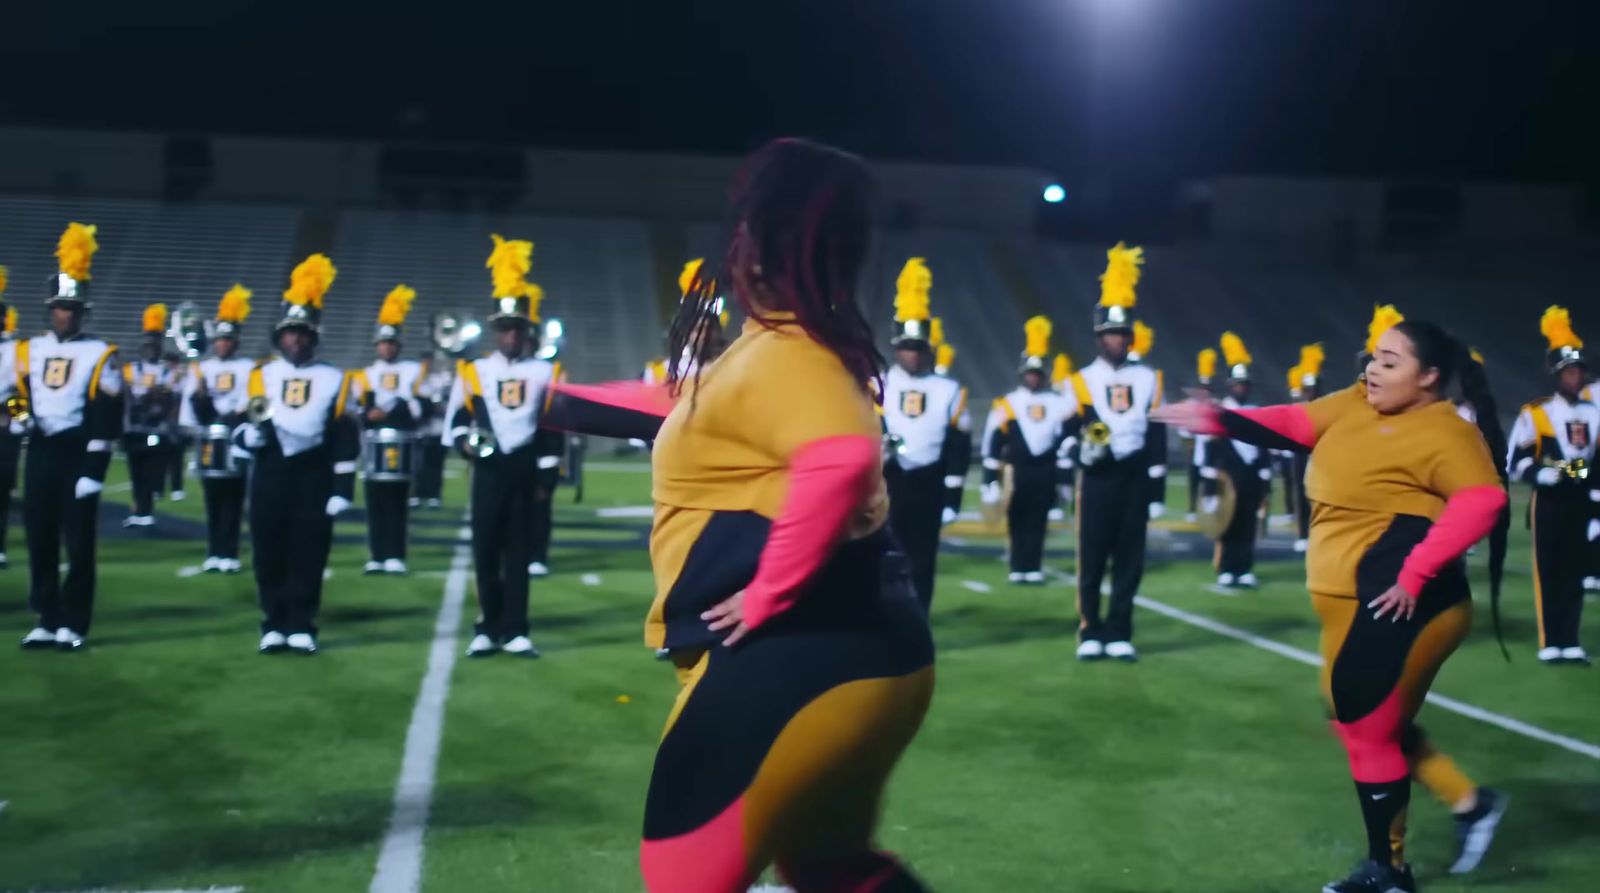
top-left (1135, 595), bottom-right (1600, 762)
top-left (595, 505), bottom-right (654, 519)
top-left (368, 524), bottom-right (473, 893)
top-left (961, 580), bottom-right (992, 593)
top-left (580, 573), bottom-right (602, 586)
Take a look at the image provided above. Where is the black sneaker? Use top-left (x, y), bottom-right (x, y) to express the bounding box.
top-left (1449, 787), bottom-right (1508, 874)
top-left (1321, 860), bottom-right (1417, 893)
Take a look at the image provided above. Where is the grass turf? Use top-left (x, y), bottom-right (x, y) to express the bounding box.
top-left (0, 458), bottom-right (1596, 892)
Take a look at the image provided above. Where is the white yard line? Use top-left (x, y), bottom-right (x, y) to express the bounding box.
top-left (176, 566), bottom-right (203, 578)
top-left (961, 580), bottom-right (992, 593)
top-left (368, 524), bottom-right (473, 893)
top-left (1135, 595), bottom-right (1600, 762)
top-left (580, 573), bottom-right (602, 586)
top-left (594, 505), bottom-right (654, 519)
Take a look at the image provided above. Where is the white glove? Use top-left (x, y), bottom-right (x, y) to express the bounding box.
top-left (325, 495), bottom-right (351, 517)
top-left (1079, 442), bottom-right (1108, 467)
top-left (1148, 464), bottom-right (1167, 479)
top-left (941, 506), bottom-right (957, 526)
top-left (980, 482), bottom-right (1002, 506)
top-left (1059, 485), bottom-right (1075, 506)
top-left (1200, 495), bottom-right (1220, 515)
top-left (1535, 466), bottom-right (1562, 487)
top-left (1589, 490), bottom-right (1600, 504)
top-left (1589, 519), bottom-right (1599, 543)
top-left (74, 477), bottom-right (103, 499)
top-left (1148, 502), bottom-right (1166, 521)
top-left (239, 424), bottom-right (266, 449)
top-left (1259, 468), bottom-right (1274, 481)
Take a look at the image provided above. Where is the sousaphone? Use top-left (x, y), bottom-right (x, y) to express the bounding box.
top-left (1196, 469), bottom-right (1237, 541)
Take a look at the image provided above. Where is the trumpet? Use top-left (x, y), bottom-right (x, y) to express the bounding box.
top-left (246, 396), bottom-right (273, 425)
top-left (1545, 457), bottom-right (1590, 481)
top-left (1084, 420), bottom-right (1112, 448)
top-left (465, 427), bottom-right (498, 459)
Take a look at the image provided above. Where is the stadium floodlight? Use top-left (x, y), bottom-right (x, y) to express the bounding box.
top-left (1042, 184), bottom-right (1067, 204)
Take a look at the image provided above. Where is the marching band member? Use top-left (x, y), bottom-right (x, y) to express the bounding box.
top-left (354, 285), bottom-right (423, 576)
top-left (528, 315), bottom-right (567, 578)
top-left (1184, 348), bottom-right (1219, 522)
top-left (445, 235), bottom-right (559, 659)
top-left (164, 351), bottom-right (191, 503)
top-left (983, 316), bottom-right (1074, 585)
top-left (1507, 306), bottom-right (1596, 665)
top-left (121, 304), bottom-right (177, 528)
top-left (1065, 242), bottom-right (1166, 662)
top-left (180, 284), bottom-right (256, 573)
top-left (0, 268), bottom-right (18, 570)
top-left (238, 254), bottom-right (357, 656)
top-left (8, 223), bottom-right (123, 651)
top-left (882, 261), bottom-right (971, 610)
top-left (1197, 333), bottom-right (1272, 589)
top-left (413, 353), bottom-right (452, 510)
top-left (1288, 343), bottom-right (1326, 552)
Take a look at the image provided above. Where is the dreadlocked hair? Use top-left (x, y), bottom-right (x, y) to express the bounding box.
top-left (1393, 319), bottom-right (1512, 658)
top-left (668, 138), bottom-right (883, 399)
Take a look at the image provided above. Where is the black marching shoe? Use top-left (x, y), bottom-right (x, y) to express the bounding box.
top-left (1322, 860), bottom-right (1416, 893)
top-left (1449, 787), bottom-right (1508, 874)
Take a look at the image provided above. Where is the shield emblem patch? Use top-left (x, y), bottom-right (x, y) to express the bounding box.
top-left (1107, 385), bottom-right (1133, 413)
top-left (380, 372), bottom-right (400, 391)
top-left (43, 358), bottom-right (73, 389)
top-left (215, 373), bottom-right (236, 392)
top-left (900, 390), bottom-right (926, 418)
top-left (1027, 403), bottom-right (1047, 422)
top-left (283, 378), bottom-right (311, 408)
top-left (499, 380), bottom-right (527, 409)
top-left (1569, 420), bottom-right (1592, 450)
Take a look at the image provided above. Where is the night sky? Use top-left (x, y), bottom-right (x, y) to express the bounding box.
top-left (4, 0), bottom-right (1595, 183)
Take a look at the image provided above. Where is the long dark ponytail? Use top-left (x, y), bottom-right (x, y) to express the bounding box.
top-left (1395, 320), bottom-right (1511, 658)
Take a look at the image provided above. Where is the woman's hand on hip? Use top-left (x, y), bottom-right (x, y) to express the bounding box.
top-left (1370, 582), bottom-right (1417, 622)
top-left (703, 591), bottom-right (752, 647)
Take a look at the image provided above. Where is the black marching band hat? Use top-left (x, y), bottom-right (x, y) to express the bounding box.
top-left (1020, 315), bottom-right (1052, 374)
top-left (1094, 241), bottom-right (1142, 334)
top-left (486, 233), bottom-right (540, 327)
top-left (1541, 305), bottom-right (1586, 372)
top-left (278, 253), bottom-right (336, 333)
top-left (49, 222), bottom-right (99, 309)
top-left (892, 257), bottom-right (933, 348)
top-left (213, 283), bottom-right (252, 339)
top-left (375, 284), bottom-right (416, 343)
top-left (1221, 331), bottom-right (1253, 382)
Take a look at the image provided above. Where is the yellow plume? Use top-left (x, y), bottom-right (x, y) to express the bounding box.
top-left (4, 306), bottom-right (16, 335)
top-left (929, 317), bottom-right (946, 349)
top-left (525, 282), bottom-right (545, 323)
top-left (1365, 304), bottom-right (1404, 356)
top-left (142, 303), bottom-right (169, 334)
top-left (894, 257), bottom-right (932, 323)
top-left (679, 258), bottom-right (707, 296)
top-left (1197, 348), bottom-right (1218, 380)
top-left (0, 264), bottom-right (8, 294)
top-left (1469, 347), bottom-right (1485, 366)
top-left (1287, 365), bottom-right (1302, 393)
top-left (1220, 331), bottom-right (1252, 367)
top-left (1131, 320), bottom-right (1154, 357)
top-left (57, 222), bottom-right (99, 281)
top-left (1024, 315), bottom-right (1052, 357)
top-left (1540, 305), bottom-right (1583, 350)
top-left (487, 234), bottom-right (533, 299)
top-left (284, 253), bottom-right (336, 308)
top-left (936, 344), bottom-right (956, 371)
top-left (217, 283), bottom-right (252, 324)
top-left (378, 284), bottom-right (416, 326)
top-left (1052, 353), bottom-right (1073, 387)
top-left (1098, 241), bottom-right (1143, 308)
top-left (1298, 343), bottom-right (1325, 380)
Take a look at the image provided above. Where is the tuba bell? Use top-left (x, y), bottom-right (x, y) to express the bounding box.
top-left (246, 395), bottom-right (273, 425)
top-left (168, 301), bottom-right (208, 359)
top-left (465, 427), bottom-right (498, 459)
top-left (431, 311), bottom-right (484, 358)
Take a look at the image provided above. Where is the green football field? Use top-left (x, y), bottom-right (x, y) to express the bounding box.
top-left (1, 457), bottom-right (1596, 893)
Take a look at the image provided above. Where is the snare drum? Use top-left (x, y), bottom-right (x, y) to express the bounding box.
top-left (363, 428), bottom-right (415, 483)
top-left (198, 424), bottom-right (242, 478)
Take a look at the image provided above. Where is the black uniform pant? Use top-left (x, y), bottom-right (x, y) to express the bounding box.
top-left (415, 438), bottom-right (446, 502)
top-left (202, 475), bottom-right (246, 559)
top-left (167, 436), bottom-right (188, 492)
top-left (124, 437), bottom-right (166, 516)
top-left (1076, 460), bottom-right (1148, 643)
top-left (1531, 488), bottom-right (1591, 649)
top-left (471, 447), bottom-right (538, 639)
top-left (1007, 463), bottom-right (1056, 574)
top-left (529, 468), bottom-right (557, 565)
top-left (0, 432), bottom-right (20, 556)
top-left (250, 446), bottom-right (333, 635)
top-left (365, 479), bottom-right (411, 561)
top-left (24, 430), bottom-right (100, 633)
top-left (1216, 473), bottom-right (1264, 577)
top-left (1293, 452), bottom-right (1312, 541)
top-left (1187, 459), bottom-right (1202, 515)
top-left (886, 461), bottom-right (946, 610)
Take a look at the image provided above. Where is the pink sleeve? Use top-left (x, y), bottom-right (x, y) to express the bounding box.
top-left (540, 381), bottom-right (676, 441)
top-left (735, 434), bottom-right (881, 632)
top-left (1223, 404), bottom-right (1318, 449)
top-left (1396, 485), bottom-right (1508, 597)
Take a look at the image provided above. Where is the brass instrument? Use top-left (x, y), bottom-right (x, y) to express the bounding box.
top-left (1084, 420), bottom-right (1112, 448)
top-left (1544, 457), bottom-right (1590, 481)
top-left (1196, 469), bottom-right (1238, 541)
top-left (169, 301), bottom-right (208, 359)
top-left (465, 427), bottom-right (498, 459)
top-left (430, 311), bottom-right (484, 358)
top-left (246, 395), bottom-right (273, 425)
top-left (5, 394), bottom-right (32, 428)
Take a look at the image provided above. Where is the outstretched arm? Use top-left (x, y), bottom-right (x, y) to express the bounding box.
top-left (541, 381), bottom-right (675, 443)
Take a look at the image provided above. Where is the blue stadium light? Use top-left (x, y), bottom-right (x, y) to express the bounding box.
top-left (1042, 184), bottom-right (1067, 204)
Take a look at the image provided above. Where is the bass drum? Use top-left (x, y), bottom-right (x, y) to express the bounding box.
top-left (363, 428), bottom-right (416, 483)
top-left (197, 424), bottom-right (243, 479)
